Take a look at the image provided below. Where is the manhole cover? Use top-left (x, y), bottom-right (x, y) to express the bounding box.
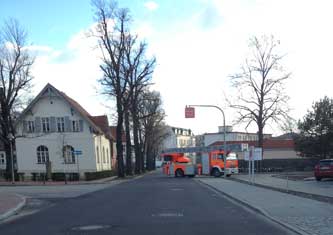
top-left (170, 188), bottom-right (184, 191)
top-left (72, 225), bottom-right (111, 231)
top-left (152, 212), bottom-right (184, 217)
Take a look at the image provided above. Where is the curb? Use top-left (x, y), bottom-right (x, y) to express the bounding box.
top-left (196, 179), bottom-right (311, 235)
top-left (229, 177), bottom-right (333, 204)
top-left (0, 194), bottom-right (26, 222)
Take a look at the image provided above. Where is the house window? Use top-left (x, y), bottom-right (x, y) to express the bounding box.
top-left (63, 145), bottom-right (75, 164)
top-left (41, 117), bottom-right (50, 132)
top-left (0, 153), bottom-right (5, 165)
top-left (57, 117), bottom-right (65, 132)
top-left (27, 121), bottom-right (35, 133)
top-left (96, 146), bottom-right (100, 163)
top-left (106, 149), bottom-right (109, 163)
top-left (72, 120), bottom-right (80, 132)
top-left (37, 145), bottom-right (49, 164)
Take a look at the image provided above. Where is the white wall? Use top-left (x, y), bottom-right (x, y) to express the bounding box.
top-left (237, 149), bottom-right (300, 160)
top-left (16, 133), bottom-right (96, 175)
top-left (94, 134), bottom-right (112, 171)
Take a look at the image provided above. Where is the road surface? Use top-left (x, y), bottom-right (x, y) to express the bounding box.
top-left (0, 171), bottom-right (295, 235)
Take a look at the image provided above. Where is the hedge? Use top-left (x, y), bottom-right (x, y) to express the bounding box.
top-left (84, 170), bottom-right (116, 181)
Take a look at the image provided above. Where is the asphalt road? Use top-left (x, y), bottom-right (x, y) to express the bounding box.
top-left (0, 171), bottom-right (295, 235)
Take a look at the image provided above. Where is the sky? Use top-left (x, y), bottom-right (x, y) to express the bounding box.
top-left (1, 0), bottom-right (333, 136)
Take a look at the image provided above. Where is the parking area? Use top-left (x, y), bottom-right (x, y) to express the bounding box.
top-left (231, 173), bottom-right (333, 199)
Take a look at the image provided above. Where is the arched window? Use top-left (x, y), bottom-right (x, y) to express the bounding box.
top-left (103, 147), bottom-right (106, 163)
top-left (63, 145), bottom-right (75, 164)
top-left (106, 148), bottom-right (109, 164)
top-left (96, 146), bottom-right (100, 163)
top-left (37, 145), bottom-right (49, 164)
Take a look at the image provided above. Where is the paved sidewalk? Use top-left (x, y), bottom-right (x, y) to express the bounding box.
top-left (232, 173), bottom-right (333, 202)
top-left (0, 193), bottom-right (26, 222)
top-left (197, 178), bottom-right (333, 235)
top-left (0, 176), bottom-right (118, 186)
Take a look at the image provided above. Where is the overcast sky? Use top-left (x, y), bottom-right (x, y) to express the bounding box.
top-left (1, 0), bottom-right (333, 136)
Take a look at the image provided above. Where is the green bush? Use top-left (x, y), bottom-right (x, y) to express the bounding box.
top-left (84, 170), bottom-right (116, 181)
top-left (51, 173), bottom-right (79, 181)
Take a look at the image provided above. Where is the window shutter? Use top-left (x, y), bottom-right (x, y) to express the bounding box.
top-left (35, 117), bottom-right (41, 132)
top-left (64, 116), bottom-right (71, 132)
top-left (50, 116), bottom-right (56, 132)
top-left (22, 120), bottom-right (27, 133)
top-left (79, 120), bottom-right (84, 132)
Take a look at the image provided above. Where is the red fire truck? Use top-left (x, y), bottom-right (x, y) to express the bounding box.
top-left (162, 144), bottom-right (245, 177)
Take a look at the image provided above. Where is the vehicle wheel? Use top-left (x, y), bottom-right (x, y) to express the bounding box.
top-left (212, 168), bottom-right (222, 177)
top-left (315, 177), bottom-right (322, 181)
top-left (175, 169), bottom-right (185, 177)
top-left (226, 174), bottom-right (231, 177)
top-left (188, 175), bottom-right (195, 178)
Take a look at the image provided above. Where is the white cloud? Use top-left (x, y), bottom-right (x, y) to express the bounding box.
top-left (30, 26), bottom-right (112, 120)
top-left (144, 1), bottom-right (159, 11)
top-left (28, 0), bottom-right (333, 136)
top-left (149, 0), bottom-right (333, 136)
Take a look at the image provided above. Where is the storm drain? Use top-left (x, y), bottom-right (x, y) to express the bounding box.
top-left (71, 225), bottom-right (112, 231)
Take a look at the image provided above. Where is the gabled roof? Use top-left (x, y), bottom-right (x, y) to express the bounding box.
top-left (90, 115), bottom-right (114, 141)
top-left (18, 83), bottom-right (104, 135)
top-left (109, 126), bottom-right (126, 142)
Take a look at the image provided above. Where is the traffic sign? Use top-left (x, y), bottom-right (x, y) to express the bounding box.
top-left (185, 106), bottom-right (195, 118)
top-left (244, 147), bottom-right (262, 161)
top-left (74, 150), bottom-right (82, 155)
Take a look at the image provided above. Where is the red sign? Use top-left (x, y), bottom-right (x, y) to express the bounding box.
top-left (185, 107), bottom-right (195, 118)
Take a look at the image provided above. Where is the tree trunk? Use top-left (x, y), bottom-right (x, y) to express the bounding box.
top-left (116, 98), bottom-right (125, 178)
top-left (131, 101), bottom-right (141, 174)
top-left (257, 124), bottom-right (264, 172)
top-left (124, 110), bottom-right (132, 175)
top-left (139, 128), bottom-right (145, 172)
top-left (4, 141), bottom-right (13, 181)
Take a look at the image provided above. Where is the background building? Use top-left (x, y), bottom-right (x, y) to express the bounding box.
top-left (195, 126), bottom-right (272, 147)
top-left (163, 126), bottom-right (195, 149)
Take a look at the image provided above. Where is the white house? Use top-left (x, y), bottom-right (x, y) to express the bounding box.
top-left (15, 83), bottom-right (113, 179)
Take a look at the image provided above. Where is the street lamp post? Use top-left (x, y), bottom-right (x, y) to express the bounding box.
top-left (7, 133), bottom-right (15, 184)
top-left (187, 105), bottom-right (227, 178)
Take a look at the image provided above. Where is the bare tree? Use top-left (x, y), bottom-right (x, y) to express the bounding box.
top-left (139, 91), bottom-right (167, 171)
top-left (230, 35), bottom-right (291, 151)
top-left (0, 19), bottom-right (34, 178)
top-left (121, 33), bottom-right (155, 174)
top-left (92, 0), bottom-right (130, 177)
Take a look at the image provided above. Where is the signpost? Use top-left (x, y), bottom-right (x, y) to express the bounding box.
top-left (244, 147), bottom-right (262, 183)
top-left (74, 150), bottom-right (82, 180)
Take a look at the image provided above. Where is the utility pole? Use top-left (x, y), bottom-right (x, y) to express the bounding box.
top-left (186, 105), bottom-right (227, 178)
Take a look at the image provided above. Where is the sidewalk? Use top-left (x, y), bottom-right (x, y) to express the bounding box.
top-left (0, 193), bottom-right (26, 222)
top-left (0, 176), bottom-right (118, 186)
top-left (232, 173), bottom-right (333, 203)
top-left (197, 177), bottom-right (333, 235)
